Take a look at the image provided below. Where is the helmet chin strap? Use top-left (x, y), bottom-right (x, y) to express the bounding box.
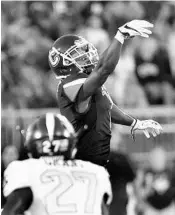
top-left (73, 61), bottom-right (84, 73)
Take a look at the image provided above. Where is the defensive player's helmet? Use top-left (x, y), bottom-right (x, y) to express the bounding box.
top-left (25, 113), bottom-right (77, 160)
top-left (48, 34), bottom-right (99, 78)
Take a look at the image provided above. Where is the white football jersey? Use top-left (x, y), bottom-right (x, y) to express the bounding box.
top-left (3, 158), bottom-right (112, 215)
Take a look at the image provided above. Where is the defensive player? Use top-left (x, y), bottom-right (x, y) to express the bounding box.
top-left (48, 20), bottom-right (163, 166)
top-left (2, 113), bottom-right (112, 215)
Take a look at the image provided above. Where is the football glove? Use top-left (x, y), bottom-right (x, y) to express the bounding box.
top-left (118, 20), bottom-right (154, 39)
top-left (131, 119), bottom-right (163, 140)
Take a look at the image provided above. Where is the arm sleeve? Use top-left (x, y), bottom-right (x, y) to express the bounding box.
top-left (2, 188), bottom-right (33, 215)
top-left (3, 161), bottom-right (29, 197)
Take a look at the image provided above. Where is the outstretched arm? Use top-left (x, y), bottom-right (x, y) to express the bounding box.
top-left (111, 103), bottom-right (135, 126)
top-left (80, 20), bottom-right (154, 101)
top-left (78, 20), bottom-right (153, 103)
top-left (81, 34), bottom-right (123, 101)
top-left (111, 104), bottom-right (163, 139)
top-left (63, 20), bottom-right (154, 113)
top-left (62, 31), bottom-right (124, 109)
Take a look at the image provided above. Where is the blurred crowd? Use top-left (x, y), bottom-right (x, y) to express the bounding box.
top-left (1, 1), bottom-right (175, 110)
top-left (127, 147), bottom-right (175, 215)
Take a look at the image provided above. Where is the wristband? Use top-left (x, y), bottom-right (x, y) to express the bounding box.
top-left (131, 119), bottom-right (137, 141)
top-left (131, 119), bottom-right (137, 127)
top-left (114, 31), bottom-right (125, 44)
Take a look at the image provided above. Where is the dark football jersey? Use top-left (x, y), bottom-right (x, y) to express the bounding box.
top-left (57, 73), bottom-right (113, 166)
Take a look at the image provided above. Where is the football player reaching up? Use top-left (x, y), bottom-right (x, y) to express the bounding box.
top-left (48, 20), bottom-right (163, 167)
top-left (2, 113), bottom-right (112, 215)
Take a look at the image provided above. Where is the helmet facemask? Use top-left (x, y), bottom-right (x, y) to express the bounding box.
top-left (52, 38), bottom-right (99, 72)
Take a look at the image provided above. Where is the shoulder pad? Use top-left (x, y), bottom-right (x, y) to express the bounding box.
top-left (3, 161), bottom-right (29, 197)
top-left (63, 78), bottom-right (87, 102)
top-left (79, 160), bottom-right (108, 173)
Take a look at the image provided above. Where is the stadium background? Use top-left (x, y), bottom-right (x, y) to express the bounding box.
top-left (1, 0), bottom-right (175, 214)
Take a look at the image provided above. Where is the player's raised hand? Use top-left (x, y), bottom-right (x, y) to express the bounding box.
top-left (118, 20), bottom-right (154, 39)
top-left (131, 119), bottom-right (163, 140)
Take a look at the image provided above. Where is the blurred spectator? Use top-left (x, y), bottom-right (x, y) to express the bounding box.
top-left (103, 1), bottom-right (145, 39)
top-left (27, 1), bottom-right (59, 41)
top-left (154, 2), bottom-right (175, 46)
top-left (128, 147), bottom-right (175, 215)
top-left (1, 1), bottom-right (27, 24)
top-left (53, 1), bottom-right (87, 36)
top-left (76, 13), bottom-right (110, 54)
top-left (167, 23), bottom-right (175, 81)
top-left (1, 1), bottom-right (175, 110)
top-left (107, 151), bottom-right (136, 215)
top-left (105, 42), bottom-right (148, 107)
top-left (2, 145), bottom-right (19, 170)
top-left (1, 145), bottom-right (20, 207)
top-left (134, 36), bottom-right (174, 105)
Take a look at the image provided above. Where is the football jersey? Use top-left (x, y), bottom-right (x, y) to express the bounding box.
top-left (3, 158), bottom-right (112, 215)
top-left (57, 73), bottom-right (113, 165)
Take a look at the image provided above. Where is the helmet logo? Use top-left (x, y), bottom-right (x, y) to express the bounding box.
top-left (49, 47), bottom-right (60, 67)
top-left (74, 37), bottom-right (87, 47)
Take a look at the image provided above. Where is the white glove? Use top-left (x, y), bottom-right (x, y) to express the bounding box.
top-left (131, 119), bottom-right (163, 140)
top-left (118, 20), bottom-right (154, 39)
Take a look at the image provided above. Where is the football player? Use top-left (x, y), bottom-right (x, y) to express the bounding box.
top-left (2, 113), bottom-right (112, 215)
top-left (48, 20), bottom-right (163, 166)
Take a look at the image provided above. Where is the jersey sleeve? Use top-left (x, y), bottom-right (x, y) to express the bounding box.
top-left (63, 78), bottom-right (87, 102)
top-left (3, 161), bottom-right (30, 197)
top-left (63, 77), bottom-right (91, 113)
